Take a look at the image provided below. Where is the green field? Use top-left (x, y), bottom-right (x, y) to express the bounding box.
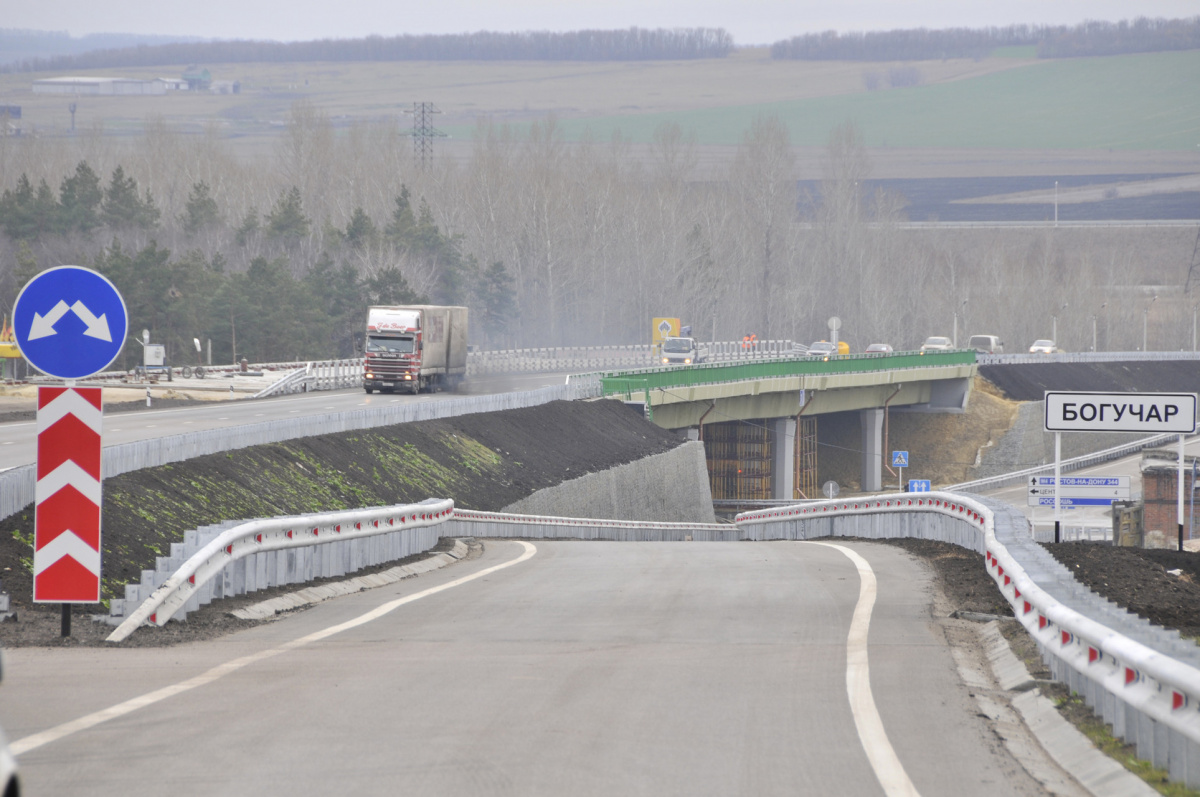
top-left (466, 50), bottom-right (1200, 150)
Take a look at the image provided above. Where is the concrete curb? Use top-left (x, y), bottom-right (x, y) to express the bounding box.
top-left (229, 539), bottom-right (470, 621)
top-left (981, 621), bottom-right (1157, 797)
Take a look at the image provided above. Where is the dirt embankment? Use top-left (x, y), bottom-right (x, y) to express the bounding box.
top-left (979, 361), bottom-right (1200, 402)
top-left (0, 399), bottom-right (682, 618)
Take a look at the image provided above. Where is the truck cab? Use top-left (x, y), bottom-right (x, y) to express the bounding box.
top-left (660, 337), bottom-right (707, 365)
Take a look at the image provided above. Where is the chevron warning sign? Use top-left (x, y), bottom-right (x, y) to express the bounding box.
top-left (33, 386), bottom-right (102, 602)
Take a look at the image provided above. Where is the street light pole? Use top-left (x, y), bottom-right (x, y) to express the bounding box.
top-left (1052, 302), bottom-right (1067, 348)
top-left (1093, 301), bottom-right (1107, 353)
top-left (1054, 180), bottom-right (1058, 227)
top-left (1144, 294), bottom-right (1157, 352)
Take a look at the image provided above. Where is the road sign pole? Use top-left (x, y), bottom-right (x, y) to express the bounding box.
top-left (1180, 434), bottom-right (1186, 552)
top-left (1054, 432), bottom-right (1062, 544)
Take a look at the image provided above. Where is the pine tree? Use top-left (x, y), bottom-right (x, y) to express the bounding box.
top-left (265, 186), bottom-right (310, 242)
top-left (181, 181), bottom-right (220, 235)
top-left (58, 161), bottom-right (103, 233)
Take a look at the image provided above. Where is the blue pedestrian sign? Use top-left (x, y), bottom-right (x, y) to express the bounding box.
top-left (908, 479), bottom-right (931, 492)
top-left (13, 266), bottom-right (128, 380)
top-left (892, 451), bottom-right (909, 467)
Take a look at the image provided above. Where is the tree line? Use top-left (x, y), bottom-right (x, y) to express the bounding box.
top-left (0, 106), bottom-right (1192, 367)
top-left (0, 156), bottom-right (514, 367)
top-left (770, 16), bottom-right (1200, 61)
top-left (4, 28), bottom-right (733, 73)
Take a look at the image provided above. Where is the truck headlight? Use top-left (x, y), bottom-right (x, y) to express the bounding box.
top-left (684, 358), bottom-right (692, 364)
top-left (662, 357), bottom-right (669, 364)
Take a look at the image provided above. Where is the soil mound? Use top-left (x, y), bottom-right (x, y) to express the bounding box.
top-left (0, 399), bottom-right (681, 619)
top-left (979, 361), bottom-right (1200, 402)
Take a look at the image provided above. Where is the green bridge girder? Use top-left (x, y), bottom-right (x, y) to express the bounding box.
top-left (599, 350), bottom-right (978, 430)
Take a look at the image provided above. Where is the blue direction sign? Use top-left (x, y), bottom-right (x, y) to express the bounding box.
top-left (908, 479), bottom-right (931, 492)
top-left (892, 451), bottom-right (909, 467)
top-left (13, 266), bottom-right (128, 379)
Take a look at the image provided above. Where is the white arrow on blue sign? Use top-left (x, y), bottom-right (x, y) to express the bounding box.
top-left (908, 479), bottom-right (931, 492)
top-left (892, 451), bottom-right (908, 467)
top-left (13, 266), bottom-right (128, 380)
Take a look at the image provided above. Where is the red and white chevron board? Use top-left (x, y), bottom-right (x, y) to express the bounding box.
top-left (33, 386), bottom-right (102, 603)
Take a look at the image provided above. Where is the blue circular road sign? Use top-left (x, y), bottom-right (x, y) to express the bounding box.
top-left (13, 266), bottom-right (129, 380)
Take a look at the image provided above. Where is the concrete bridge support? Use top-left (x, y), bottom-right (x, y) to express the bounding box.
top-left (861, 408), bottom-right (884, 493)
top-left (772, 417), bottom-right (796, 500)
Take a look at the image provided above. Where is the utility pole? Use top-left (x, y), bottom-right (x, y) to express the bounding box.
top-left (405, 102), bottom-right (443, 170)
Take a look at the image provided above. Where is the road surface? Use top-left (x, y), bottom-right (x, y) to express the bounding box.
top-left (3, 541), bottom-right (1042, 796)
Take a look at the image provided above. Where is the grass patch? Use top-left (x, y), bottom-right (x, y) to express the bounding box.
top-left (1050, 688), bottom-right (1200, 796)
top-left (530, 50), bottom-right (1200, 149)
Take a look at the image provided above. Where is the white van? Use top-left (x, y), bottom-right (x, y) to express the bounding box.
top-left (968, 334), bottom-right (1004, 355)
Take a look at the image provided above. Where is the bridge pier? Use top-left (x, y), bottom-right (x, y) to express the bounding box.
top-left (771, 418), bottom-right (796, 500)
top-left (861, 408), bottom-right (884, 493)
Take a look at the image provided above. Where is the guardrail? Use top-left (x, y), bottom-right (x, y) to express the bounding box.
top-left (254, 359), bottom-right (364, 399)
top-left (735, 492), bottom-right (1200, 788)
top-left (947, 432), bottom-right (1178, 493)
top-left (980, 352), bottom-right (1200, 365)
top-left (598, 349), bottom-right (976, 399)
top-left (446, 508), bottom-right (737, 541)
top-left (106, 499), bottom-right (453, 642)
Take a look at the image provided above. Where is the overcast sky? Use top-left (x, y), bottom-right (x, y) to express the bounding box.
top-left (9, 1), bottom-right (1198, 46)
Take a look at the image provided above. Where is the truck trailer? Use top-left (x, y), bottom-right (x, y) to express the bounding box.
top-left (363, 305), bottom-right (468, 394)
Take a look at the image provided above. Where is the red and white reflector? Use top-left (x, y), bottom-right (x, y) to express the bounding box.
top-left (33, 386), bottom-right (102, 603)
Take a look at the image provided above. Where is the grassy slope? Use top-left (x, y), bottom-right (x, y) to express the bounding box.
top-left (526, 50), bottom-right (1200, 149)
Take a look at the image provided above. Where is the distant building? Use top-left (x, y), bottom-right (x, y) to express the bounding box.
top-left (1141, 448), bottom-right (1199, 546)
top-left (32, 77), bottom-right (170, 96)
top-left (182, 65), bottom-right (211, 91)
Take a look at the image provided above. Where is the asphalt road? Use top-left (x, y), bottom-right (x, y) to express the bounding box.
top-left (3, 541), bottom-right (1040, 796)
top-left (0, 371), bottom-right (571, 472)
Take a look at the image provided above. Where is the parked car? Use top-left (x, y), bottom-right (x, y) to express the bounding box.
top-left (1029, 339), bottom-right (1058, 354)
top-left (968, 334), bottom-right (1004, 355)
top-left (919, 336), bottom-right (953, 352)
top-left (864, 343), bottom-right (893, 354)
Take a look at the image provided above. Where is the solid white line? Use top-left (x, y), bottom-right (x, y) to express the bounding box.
top-left (10, 541), bottom-right (537, 757)
top-left (807, 541), bottom-right (922, 797)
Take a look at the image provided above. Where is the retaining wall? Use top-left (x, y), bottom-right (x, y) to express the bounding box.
top-left (500, 441), bottom-right (716, 524)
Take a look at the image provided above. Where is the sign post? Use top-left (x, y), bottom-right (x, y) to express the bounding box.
top-left (13, 266), bottom-right (127, 636)
top-left (1044, 391), bottom-right (1197, 549)
top-left (892, 450), bottom-right (908, 491)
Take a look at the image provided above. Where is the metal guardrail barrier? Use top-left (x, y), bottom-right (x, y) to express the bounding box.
top-left (735, 492), bottom-right (1200, 788)
top-left (980, 352), bottom-right (1200, 365)
top-left (106, 499), bottom-right (452, 642)
top-left (946, 432), bottom-right (1178, 494)
top-left (598, 349), bottom-right (976, 398)
top-left (446, 508), bottom-right (737, 541)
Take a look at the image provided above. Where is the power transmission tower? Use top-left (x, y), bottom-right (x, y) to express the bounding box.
top-left (404, 102), bottom-right (443, 170)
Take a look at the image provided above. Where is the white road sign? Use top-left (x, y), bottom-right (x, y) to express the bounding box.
top-left (1027, 475), bottom-right (1130, 507)
top-left (1044, 391), bottom-right (1196, 434)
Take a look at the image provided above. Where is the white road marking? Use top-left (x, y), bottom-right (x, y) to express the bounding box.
top-left (1, 442), bottom-right (10, 446)
top-left (806, 541), bottom-right (922, 797)
top-left (10, 541), bottom-right (537, 756)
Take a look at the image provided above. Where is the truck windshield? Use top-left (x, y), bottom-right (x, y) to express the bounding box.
top-left (367, 335), bottom-right (415, 354)
top-left (663, 339), bottom-right (693, 353)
